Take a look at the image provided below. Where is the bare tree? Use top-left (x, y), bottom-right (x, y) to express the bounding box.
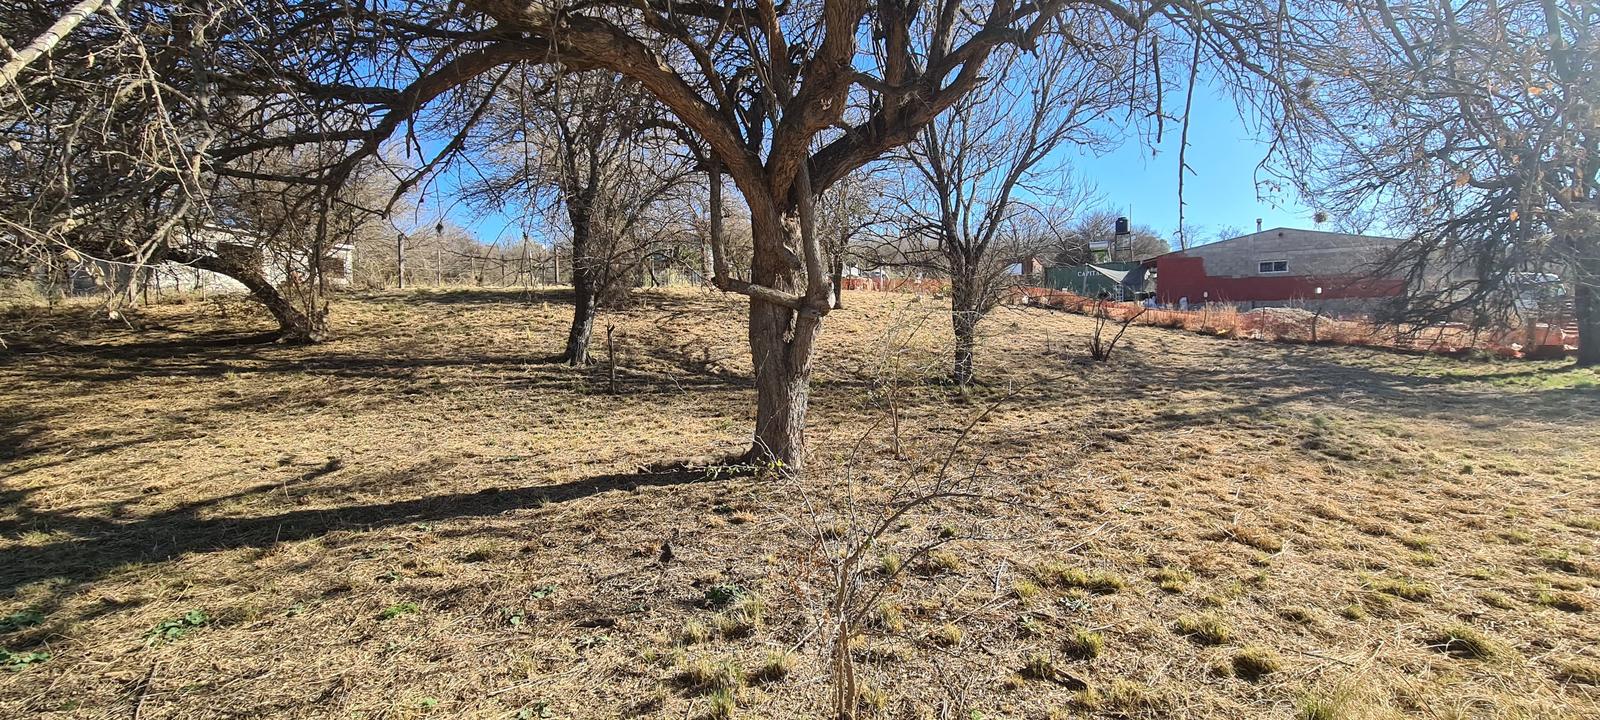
top-left (1278, 0), bottom-right (1599, 365)
top-left (473, 68), bottom-right (692, 364)
top-left (815, 168), bottom-right (890, 309)
top-left (0, 1), bottom-right (383, 342)
top-left (4, 0), bottom-right (1301, 472)
top-left (892, 29), bottom-right (1118, 385)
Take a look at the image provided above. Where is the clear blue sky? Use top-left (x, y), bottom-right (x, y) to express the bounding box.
top-left (428, 84), bottom-right (1312, 249)
top-left (1063, 86), bottom-right (1315, 246)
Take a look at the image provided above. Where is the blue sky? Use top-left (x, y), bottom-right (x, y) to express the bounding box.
top-left (425, 84), bottom-right (1313, 250)
top-left (1063, 86), bottom-right (1315, 246)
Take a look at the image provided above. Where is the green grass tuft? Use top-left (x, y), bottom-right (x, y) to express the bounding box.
top-left (1062, 629), bottom-right (1104, 660)
top-left (1036, 563), bottom-right (1125, 593)
top-left (1424, 623), bottom-right (1509, 660)
top-left (1231, 646), bottom-right (1283, 681)
top-left (1174, 613), bottom-right (1232, 645)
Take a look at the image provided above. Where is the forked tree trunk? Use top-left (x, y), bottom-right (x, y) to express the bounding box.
top-left (168, 246), bottom-right (322, 343)
top-left (1576, 246), bottom-right (1599, 367)
top-left (742, 216), bottom-right (824, 473)
top-left (949, 258), bottom-right (980, 386)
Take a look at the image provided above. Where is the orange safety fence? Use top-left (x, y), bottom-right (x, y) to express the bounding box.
top-left (1005, 287), bottom-right (1580, 360)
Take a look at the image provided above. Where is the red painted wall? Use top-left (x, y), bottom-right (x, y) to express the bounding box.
top-left (1154, 255), bottom-right (1403, 305)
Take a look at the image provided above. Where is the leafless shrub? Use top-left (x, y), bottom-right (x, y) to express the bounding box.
top-left (1088, 303), bottom-right (1145, 361)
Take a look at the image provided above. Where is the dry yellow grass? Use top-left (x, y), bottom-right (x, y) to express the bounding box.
top-left (2, 287), bottom-right (1598, 718)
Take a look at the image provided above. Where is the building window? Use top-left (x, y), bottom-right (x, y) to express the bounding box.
top-left (1258, 260), bottom-right (1289, 274)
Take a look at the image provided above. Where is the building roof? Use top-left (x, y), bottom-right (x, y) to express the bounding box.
top-left (1160, 227), bottom-right (1404, 258)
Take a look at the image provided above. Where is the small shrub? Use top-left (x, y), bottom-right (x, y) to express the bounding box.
top-left (1, 648), bottom-right (50, 670)
top-left (1425, 623), bottom-right (1509, 660)
top-left (1062, 630), bottom-right (1104, 660)
top-left (378, 603), bottom-right (418, 621)
top-left (0, 610), bottom-right (44, 633)
top-left (702, 584), bottom-right (746, 608)
top-left (1174, 613), bottom-right (1232, 645)
top-left (1231, 646), bottom-right (1283, 681)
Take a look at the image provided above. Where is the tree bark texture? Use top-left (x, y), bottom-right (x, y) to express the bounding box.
top-left (743, 213), bottom-right (824, 473)
top-left (561, 202), bottom-right (601, 365)
top-left (1575, 243), bottom-right (1599, 367)
top-left (949, 255), bottom-right (980, 386)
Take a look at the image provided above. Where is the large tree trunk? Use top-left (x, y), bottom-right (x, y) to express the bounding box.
top-left (170, 246), bottom-right (323, 343)
top-left (742, 214), bottom-right (824, 473)
top-left (1576, 246), bottom-right (1599, 367)
top-left (949, 257), bottom-right (980, 386)
top-left (564, 280), bottom-right (598, 365)
top-left (748, 299), bottom-right (819, 471)
top-left (561, 209), bottom-right (599, 365)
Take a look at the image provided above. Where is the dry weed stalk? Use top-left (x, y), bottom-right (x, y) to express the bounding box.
top-left (786, 380), bottom-right (1024, 719)
top-left (1088, 302), bottom-right (1145, 361)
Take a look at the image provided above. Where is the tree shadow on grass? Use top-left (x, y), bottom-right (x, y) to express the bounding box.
top-left (0, 328), bottom-right (282, 363)
top-left (0, 464), bottom-right (720, 601)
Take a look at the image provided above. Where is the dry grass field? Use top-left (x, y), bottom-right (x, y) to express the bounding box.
top-left (2, 288), bottom-right (1598, 719)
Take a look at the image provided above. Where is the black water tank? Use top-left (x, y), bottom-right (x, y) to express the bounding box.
top-left (1115, 217), bottom-right (1131, 236)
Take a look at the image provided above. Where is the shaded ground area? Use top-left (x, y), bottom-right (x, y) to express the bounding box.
top-left (2, 288), bottom-right (1597, 719)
